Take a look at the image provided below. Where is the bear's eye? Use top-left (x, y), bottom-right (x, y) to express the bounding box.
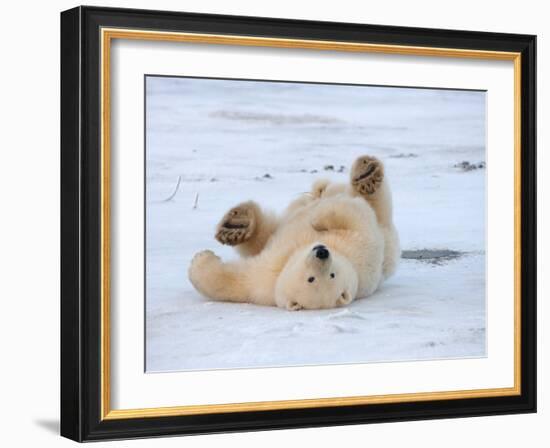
top-left (330, 273), bottom-right (335, 279)
top-left (308, 276), bottom-right (315, 283)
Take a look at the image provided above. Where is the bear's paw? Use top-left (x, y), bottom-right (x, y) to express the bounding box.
top-left (215, 202), bottom-right (257, 245)
top-left (351, 155), bottom-right (384, 195)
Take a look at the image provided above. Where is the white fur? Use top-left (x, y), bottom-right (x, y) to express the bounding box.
top-left (189, 156), bottom-right (400, 310)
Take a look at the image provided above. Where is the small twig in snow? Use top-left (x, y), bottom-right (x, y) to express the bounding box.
top-left (163, 176), bottom-right (182, 202)
top-left (193, 192), bottom-right (200, 210)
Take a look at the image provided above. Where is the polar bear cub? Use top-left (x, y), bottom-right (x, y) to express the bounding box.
top-left (188, 155), bottom-right (400, 310)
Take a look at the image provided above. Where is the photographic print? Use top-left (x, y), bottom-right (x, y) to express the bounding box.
top-left (61, 8), bottom-right (536, 440)
top-left (145, 76), bottom-right (487, 372)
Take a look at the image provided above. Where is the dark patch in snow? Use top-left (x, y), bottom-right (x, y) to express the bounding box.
top-left (389, 153), bottom-right (418, 159)
top-left (254, 173), bottom-right (274, 181)
top-left (402, 249), bottom-right (464, 264)
top-left (322, 164), bottom-right (346, 173)
top-left (454, 160), bottom-right (486, 171)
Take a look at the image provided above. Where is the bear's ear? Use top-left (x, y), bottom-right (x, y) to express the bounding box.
top-left (311, 179), bottom-right (330, 198)
top-left (337, 290), bottom-right (352, 306)
top-left (286, 300), bottom-right (303, 311)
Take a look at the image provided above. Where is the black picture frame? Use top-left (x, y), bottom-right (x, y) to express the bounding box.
top-left (61, 5), bottom-right (536, 442)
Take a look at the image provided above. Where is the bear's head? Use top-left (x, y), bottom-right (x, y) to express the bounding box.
top-left (274, 243), bottom-right (359, 310)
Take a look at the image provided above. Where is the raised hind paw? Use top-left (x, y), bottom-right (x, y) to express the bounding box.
top-left (215, 201), bottom-right (258, 246)
top-left (351, 155), bottom-right (384, 195)
top-left (188, 250), bottom-right (220, 287)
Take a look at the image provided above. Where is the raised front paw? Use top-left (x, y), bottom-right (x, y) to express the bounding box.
top-left (215, 202), bottom-right (257, 246)
top-left (351, 155), bottom-right (384, 195)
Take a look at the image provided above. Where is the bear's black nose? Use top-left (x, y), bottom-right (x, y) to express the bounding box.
top-left (313, 245), bottom-right (330, 260)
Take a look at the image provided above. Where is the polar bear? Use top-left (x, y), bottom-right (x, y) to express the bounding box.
top-left (188, 155), bottom-right (400, 310)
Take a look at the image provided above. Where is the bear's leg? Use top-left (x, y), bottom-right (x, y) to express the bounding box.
top-left (350, 155), bottom-right (393, 228)
top-left (188, 250), bottom-right (251, 303)
top-left (381, 225), bottom-right (400, 279)
top-left (350, 155), bottom-right (401, 278)
top-left (215, 201), bottom-right (279, 257)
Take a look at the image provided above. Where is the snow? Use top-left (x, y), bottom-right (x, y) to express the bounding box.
top-left (145, 76), bottom-right (486, 372)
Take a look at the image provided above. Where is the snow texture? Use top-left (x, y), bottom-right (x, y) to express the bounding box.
top-left (145, 76), bottom-right (486, 372)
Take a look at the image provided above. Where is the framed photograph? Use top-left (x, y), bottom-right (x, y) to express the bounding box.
top-left (60, 6), bottom-right (536, 442)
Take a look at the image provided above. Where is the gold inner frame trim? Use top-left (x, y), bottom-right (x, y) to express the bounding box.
top-left (100, 27), bottom-right (522, 421)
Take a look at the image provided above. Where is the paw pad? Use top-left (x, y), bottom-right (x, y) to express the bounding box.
top-left (351, 156), bottom-right (384, 195)
top-left (215, 204), bottom-right (256, 245)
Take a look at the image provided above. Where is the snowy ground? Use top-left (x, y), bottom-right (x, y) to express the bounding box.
top-left (145, 76), bottom-right (486, 372)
